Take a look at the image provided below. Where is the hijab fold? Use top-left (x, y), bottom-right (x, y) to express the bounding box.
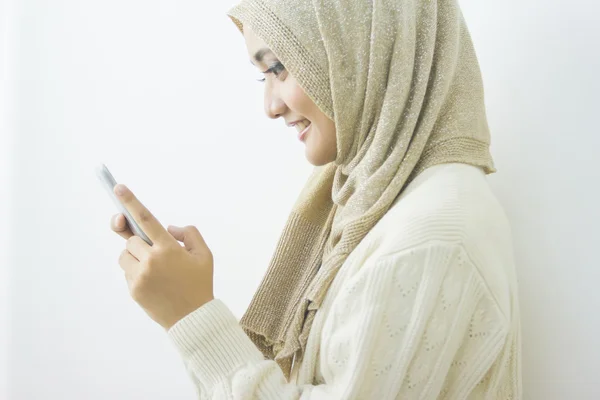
top-left (226, 0), bottom-right (495, 380)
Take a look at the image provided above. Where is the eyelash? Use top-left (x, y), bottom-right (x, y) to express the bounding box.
top-left (257, 62), bottom-right (286, 82)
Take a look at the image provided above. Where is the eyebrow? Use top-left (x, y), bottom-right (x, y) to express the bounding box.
top-left (250, 48), bottom-right (273, 65)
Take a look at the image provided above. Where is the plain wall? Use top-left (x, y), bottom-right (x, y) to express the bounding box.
top-left (1, 0), bottom-right (16, 399)
top-left (3, 0), bottom-right (599, 399)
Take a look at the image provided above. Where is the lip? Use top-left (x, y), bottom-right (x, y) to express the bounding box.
top-left (287, 119), bottom-right (304, 127)
top-left (298, 123), bottom-right (311, 142)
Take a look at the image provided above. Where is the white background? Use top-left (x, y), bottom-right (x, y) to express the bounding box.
top-left (1, 0), bottom-right (598, 399)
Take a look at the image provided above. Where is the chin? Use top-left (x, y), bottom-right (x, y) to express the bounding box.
top-left (307, 157), bottom-right (328, 166)
top-left (303, 125), bottom-right (337, 166)
top-left (305, 147), bottom-right (334, 166)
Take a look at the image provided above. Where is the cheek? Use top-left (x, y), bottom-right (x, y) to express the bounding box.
top-left (282, 80), bottom-right (313, 116)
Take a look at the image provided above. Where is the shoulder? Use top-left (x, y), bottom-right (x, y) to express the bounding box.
top-left (356, 162), bottom-right (516, 317)
top-left (364, 163), bottom-right (512, 256)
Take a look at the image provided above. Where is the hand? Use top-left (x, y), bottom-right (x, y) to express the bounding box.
top-left (109, 184), bottom-right (214, 330)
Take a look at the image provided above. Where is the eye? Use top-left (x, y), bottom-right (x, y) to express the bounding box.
top-left (256, 61), bottom-right (286, 83)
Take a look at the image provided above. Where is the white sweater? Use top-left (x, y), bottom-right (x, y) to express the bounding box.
top-left (167, 163), bottom-right (522, 399)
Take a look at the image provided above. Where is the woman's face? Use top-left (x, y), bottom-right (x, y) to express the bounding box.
top-left (243, 25), bottom-right (337, 166)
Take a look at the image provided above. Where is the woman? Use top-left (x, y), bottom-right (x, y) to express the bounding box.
top-left (110, 0), bottom-right (522, 398)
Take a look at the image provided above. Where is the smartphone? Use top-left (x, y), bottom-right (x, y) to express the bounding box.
top-left (95, 163), bottom-right (153, 246)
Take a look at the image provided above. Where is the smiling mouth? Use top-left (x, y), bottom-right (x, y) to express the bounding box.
top-left (295, 119), bottom-right (308, 127)
top-left (296, 120), bottom-right (311, 141)
top-left (296, 120), bottom-right (311, 133)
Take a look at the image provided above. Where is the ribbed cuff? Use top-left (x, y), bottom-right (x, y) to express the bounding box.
top-left (167, 299), bottom-right (265, 393)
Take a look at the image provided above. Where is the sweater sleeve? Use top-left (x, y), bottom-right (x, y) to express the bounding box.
top-left (167, 242), bottom-right (509, 399)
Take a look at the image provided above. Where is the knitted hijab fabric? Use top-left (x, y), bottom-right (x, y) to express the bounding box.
top-left (226, 0), bottom-right (495, 381)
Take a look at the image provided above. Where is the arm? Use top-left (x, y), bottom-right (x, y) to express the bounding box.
top-left (167, 242), bottom-right (509, 399)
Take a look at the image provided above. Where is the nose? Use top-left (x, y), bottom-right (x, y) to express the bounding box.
top-left (264, 84), bottom-right (286, 120)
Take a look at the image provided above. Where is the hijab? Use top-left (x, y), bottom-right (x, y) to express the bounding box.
top-left (226, 0), bottom-right (495, 380)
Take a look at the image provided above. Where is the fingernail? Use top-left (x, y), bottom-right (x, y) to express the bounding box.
top-left (115, 184), bottom-right (127, 196)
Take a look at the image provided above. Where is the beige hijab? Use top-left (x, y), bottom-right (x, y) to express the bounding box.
top-left (226, 0), bottom-right (495, 381)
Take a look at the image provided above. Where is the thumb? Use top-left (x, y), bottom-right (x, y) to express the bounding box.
top-left (167, 225), bottom-right (206, 254)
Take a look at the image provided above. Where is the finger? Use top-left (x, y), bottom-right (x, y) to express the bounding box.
top-left (118, 248), bottom-right (139, 277)
top-left (111, 214), bottom-right (133, 240)
top-left (111, 213), bottom-right (127, 231)
top-left (113, 184), bottom-right (175, 246)
top-left (167, 225), bottom-right (206, 254)
top-left (126, 235), bottom-right (152, 261)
